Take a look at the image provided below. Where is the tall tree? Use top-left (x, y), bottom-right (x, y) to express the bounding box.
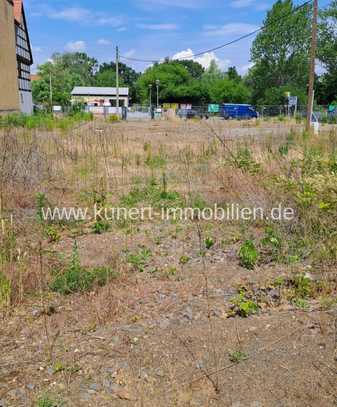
top-left (248, 0), bottom-right (311, 105)
top-left (226, 66), bottom-right (241, 82)
top-left (94, 62), bottom-right (140, 102)
top-left (32, 52), bottom-right (98, 106)
top-left (136, 61), bottom-right (198, 103)
top-left (173, 60), bottom-right (205, 79)
top-left (316, 1), bottom-right (337, 104)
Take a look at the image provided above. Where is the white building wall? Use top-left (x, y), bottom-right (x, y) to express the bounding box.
top-left (19, 91), bottom-right (33, 114)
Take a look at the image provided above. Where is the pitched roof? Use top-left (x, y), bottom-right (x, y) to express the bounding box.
top-left (71, 87), bottom-right (129, 96)
top-left (13, 0), bottom-right (22, 23)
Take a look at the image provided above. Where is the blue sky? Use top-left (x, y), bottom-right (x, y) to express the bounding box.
top-left (25, 0), bottom-right (332, 74)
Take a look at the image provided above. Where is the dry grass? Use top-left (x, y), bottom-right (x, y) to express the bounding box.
top-left (0, 118), bottom-right (337, 406)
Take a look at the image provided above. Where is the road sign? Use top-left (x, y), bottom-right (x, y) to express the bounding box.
top-left (288, 96), bottom-right (298, 107)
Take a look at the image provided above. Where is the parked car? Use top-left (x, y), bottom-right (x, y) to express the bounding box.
top-left (177, 108), bottom-right (207, 119)
top-left (220, 104), bottom-right (258, 120)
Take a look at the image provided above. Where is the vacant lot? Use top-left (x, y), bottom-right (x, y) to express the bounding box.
top-left (0, 118), bottom-right (337, 406)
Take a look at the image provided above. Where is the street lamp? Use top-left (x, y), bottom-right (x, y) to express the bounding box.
top-left (148, 84), bottom-right (153, 108)
top-left (155, 79), bottom-right (160, 108)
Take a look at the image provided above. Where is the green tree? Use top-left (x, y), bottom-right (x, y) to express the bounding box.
top-left (52, 52), bottom-right (98, 84)
top-left (136, 61), bottom-right (202, 104)
top-left (317, 1), bottom-right (337, 105)
top-left (248, 0), bottom-right (311, 105)
top-left (208, 78), bottom-right (251, 103)
top-left (202, 61), bottom-right (250, 103)
top-left (173, 60), bottom-right (205, 79)
top-left (202, 60), bottom-right (224, 83)
top-left (226, 66), bottom-right (241, 82)
top-left (94, 62), bottom-right (140, 102)
top-left (32, 52), bottom-right (98, 106)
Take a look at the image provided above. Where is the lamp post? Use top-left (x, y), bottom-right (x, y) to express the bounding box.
top-left (148, 84), bottom-right (153, 108)
top-left (155, 79), bottom-right (160, 108)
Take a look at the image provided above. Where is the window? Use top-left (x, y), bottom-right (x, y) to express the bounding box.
top-left (17, 61), bottom-right (31, 92)
top-left (15, 23), bottom-right (31, 63)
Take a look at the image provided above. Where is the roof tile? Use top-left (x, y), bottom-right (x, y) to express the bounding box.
top-left (13, 0), bottom-right (22, 23)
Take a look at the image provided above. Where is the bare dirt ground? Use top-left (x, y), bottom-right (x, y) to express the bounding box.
top-left (0, 118), bottom-right (337, 406)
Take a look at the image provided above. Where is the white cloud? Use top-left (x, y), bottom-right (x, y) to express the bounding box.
top-left (96, 16), bottom-right (125, 27)
top-left (49, 7), bottom-right (90, 22)
top-left (172, 48), bottom-right (230, 70)
top-left (137, 23), bottom-right (178, 30)
top-left (65, 41), bottom-right (86, 52)
top-left (238, 62), bottom-right (254, 75)
top-left (256, 3), bottom-right (270, 11)
top-left (203, 22), bottom-right (259, 36)
top-left (230, 0), bottom-right (270, 10)
top-left (124, 49), bottom-right (136, 58)
top-left (43, 6), bottom-right (125, 29)
top-left (137, 0), bottom-right (205, 9)
top-left (231, 0), bottom-right (255, 8)
top-left (97, 38), bottom-right (111, 46)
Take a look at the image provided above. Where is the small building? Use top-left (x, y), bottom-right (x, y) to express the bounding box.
top-left (71, 87), bottom-right (129, 108)
top-left (14, 0), bottom-right (34, 114)
top-left (0, 0), bottom-right (33, 114)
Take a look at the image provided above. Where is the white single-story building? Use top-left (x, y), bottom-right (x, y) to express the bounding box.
top-left (71, 86), bottom-right (129, 107)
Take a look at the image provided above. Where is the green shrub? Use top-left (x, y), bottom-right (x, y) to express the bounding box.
top-left (278, 143), bottom-right (289, 156)
top-left (50, 242), bottom-right (116, 294)
top-left (293, 273), bottom-right (312, 298)
top-left (205, 237), bottom-right (215, 250)
top-left (229, 350), bottom-right (248, 363)
top-left (239, 240), bottom-right (259, 269)
top-left (145, 155), bottom-right (167, 169)
top-left (35, 394), bottom-right (62, 407)
top-left (127, 247), bottom-right (152, 272)
top-left (231, 147), bottom-right (261, 174)
top-left (45, 226), bottom-right (61, 243)
top-left (120, 179), bottom-right (183, 208)
top-left (231, 292), bottom-right (259, 317)
top-left (261, 227), bottom-right (282, 262)
top-left (107, 114), bottom-right (119, 122)
top-left (0, 223), bottom-right (16, 263)
top-left (0, 111), bottom-right (92, 130)
top-left (92, 220), bottom-right (110, 234)
top-left (293, 298), bottom-right (309, 310)
top-left (0, 272), bottom-right (11, 308)
top-left (179, 255), bottom-right (190, 265)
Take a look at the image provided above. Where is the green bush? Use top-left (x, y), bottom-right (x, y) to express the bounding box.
top-left (127, 247), bottom-right (152, 272)
top-left (35, 394), bottom-right (62, 407)
top-left (107, 114), bottom-right (119, 122)
top-left (120, 179), bottom-right (183, 208)
top-left (231, 147), bottom-right (261, 174)
top-left (92, 220), bottom-right (110, 234)
top-left (0, 111), bottom-right (92, 130)
top-left (239, 240), bottom-right (259, 269)
top-left (50, 242), bottom-right (117, 294)
top-left (205, 237), bottom-right (215, 250)
top-left (229, 350), bottom-right (248, 363)
top-left (293, 273), bottom-right (312, 299)
top-left (231, 291), bottom-right (259, 317)
top-left (0, 272), bottom-right (11, 308)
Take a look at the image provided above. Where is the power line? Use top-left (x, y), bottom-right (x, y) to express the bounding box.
top-left (119, 55), bottom-right (159, 64)
top-left (120, 0), bottom-right (313, 64)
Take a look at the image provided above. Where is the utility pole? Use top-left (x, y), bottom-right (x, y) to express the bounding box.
top-left (306, 0), bottom-right (318, 132)
top-left (149, 84), bottom-right (152, 108)
top-left (49, 71), bottom-right (53, 111)
top-left (156, 79), bottom-right (160, 108)
top-left (116, 46), bottom-right (120, 114)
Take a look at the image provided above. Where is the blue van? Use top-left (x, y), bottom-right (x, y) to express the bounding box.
top-left (220, 104), bottom-right (258, 120)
